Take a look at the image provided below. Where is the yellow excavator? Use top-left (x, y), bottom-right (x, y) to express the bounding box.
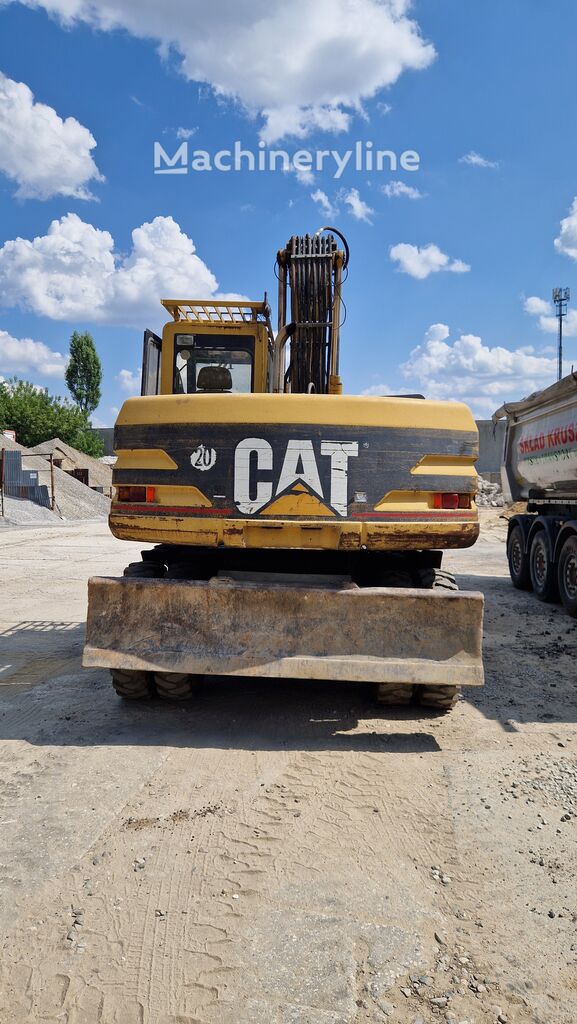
top-left (83, 229), bottom-right (483, 712)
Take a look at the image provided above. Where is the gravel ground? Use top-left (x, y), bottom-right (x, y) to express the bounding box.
top-left (0, 511), bottom-right (575, 1024)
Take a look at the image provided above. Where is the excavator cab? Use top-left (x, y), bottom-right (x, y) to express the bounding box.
top-left (141, 300), bottom-right (274, 398)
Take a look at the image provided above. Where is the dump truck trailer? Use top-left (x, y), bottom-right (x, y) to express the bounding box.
top-left (495, 371), bottom-right (577, 616)
top-left (83, 230), bottom-right (484, 711)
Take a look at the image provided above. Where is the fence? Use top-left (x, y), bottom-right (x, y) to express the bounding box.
top-left (0, 448), bottom-right (54, 516)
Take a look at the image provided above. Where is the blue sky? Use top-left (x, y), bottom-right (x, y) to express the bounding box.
top-left (1, 0), bottom-right (577, 422)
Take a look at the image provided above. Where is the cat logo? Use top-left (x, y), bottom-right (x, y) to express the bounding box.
top-left (233, 438), bottom-right (358, 517)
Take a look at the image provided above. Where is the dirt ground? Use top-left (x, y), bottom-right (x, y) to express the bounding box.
top-left (0, 510), bottom-right (576, 1024)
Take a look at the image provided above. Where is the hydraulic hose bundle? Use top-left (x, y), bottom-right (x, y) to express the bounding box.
top-left (276, 228), bottom-right (348, 394)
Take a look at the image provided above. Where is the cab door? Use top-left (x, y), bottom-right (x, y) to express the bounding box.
top-left (141, 330), bottom-right (162, 396)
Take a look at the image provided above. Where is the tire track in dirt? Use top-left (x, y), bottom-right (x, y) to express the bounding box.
top-left (0, 735), bottom-right (462, 1023)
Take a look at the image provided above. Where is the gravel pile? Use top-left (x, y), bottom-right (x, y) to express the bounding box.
top-left (29, 437), bottom-right (113, 493)
top-left (1, 434), bottom-right (110, 524)
top-left (1, 495), bottom-right (61, 526)
top-left (476, 475), bottom-right (506, 507)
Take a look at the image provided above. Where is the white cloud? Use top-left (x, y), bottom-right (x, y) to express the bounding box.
top-left (381, 179), bottom-right (424, 199)
top-left (389, 243), bottom-right (470, 279)
top-left (10, 0), bottom-right (435, 142)
top-left (117, 368), bottom-right (141, 394)
top-left (0, 71), bottom-right (103, 200)
top-left (283, 162), bottom-right (316, 187)
top-left (524, 291), bottom-right (577, 337)
top-left (376, 101), bottom-right (392, 115)
top-left (0, 328), bottom-right (67, 377)
top-left (176, 126), bottom-right (197, 140)
top-left (262, 104), bottom-right (351, 144)
top-left (0, 213), bottom-right (220, 326)
top-left (341, 187), bottom-right (374, 223)
top-left (524, 295), bottom-right (551, 316)
top-left (400, 323), bottom-right (557, 416)
top-left (311, 189), bottom-right (338, 219)
top-left (295, 167), bottom-right (315, 186)
top-left (554, 197), bottom-right (577, 260)
top-left (459, 151), bottom-right (498, 169)
top-left (360, 383), bottom-right (417, 396)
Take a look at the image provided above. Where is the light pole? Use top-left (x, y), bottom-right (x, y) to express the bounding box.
top-left (552, 287), bottom-right (570, 382)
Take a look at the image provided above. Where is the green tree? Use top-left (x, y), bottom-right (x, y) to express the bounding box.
top-left (0, 378), bottom-right (104, 457)
top-left (65, 331), bottom-right (102, 415)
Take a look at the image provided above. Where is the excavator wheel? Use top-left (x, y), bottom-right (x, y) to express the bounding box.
top-left (123, 560), bottom-right (165, 579)
top-left (154, 672), bottom-right (199, 701)
top-left (413, 567), bottom-right (459, 591)
top-left (416, 684), bottom-right (459, 711)
top-left (414, 567), bottom-right (460, 712)
top-left (111, 669), bottom-right (153, 700)
top-left (375, 684), bottom-right (413, 706)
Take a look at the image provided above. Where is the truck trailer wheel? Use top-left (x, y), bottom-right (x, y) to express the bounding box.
top-left (529, 531), bottom-right (558, 603)
top-left (507, 525), bottom-right (531, 590)
top-left (557, 535), bottom-right (577, 617)
top-left (154, 672), bottom-right (198, 701)
top-left (111, 669), bottom-right (153, 699)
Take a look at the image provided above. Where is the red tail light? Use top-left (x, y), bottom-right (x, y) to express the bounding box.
top-left (116, 485), bottom-right (156, 503)
top-left (433, 492), bottom-right (460, 510)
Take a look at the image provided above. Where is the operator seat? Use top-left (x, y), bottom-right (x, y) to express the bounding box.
top-left (196, 366), bottom-right (233, 393)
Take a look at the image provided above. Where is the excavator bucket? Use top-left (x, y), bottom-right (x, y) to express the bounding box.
top-left (83, 576), bottom-right (484, 688)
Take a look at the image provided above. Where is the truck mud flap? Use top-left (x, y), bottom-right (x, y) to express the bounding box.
top-left (83, 577), bottom-right (484, 688)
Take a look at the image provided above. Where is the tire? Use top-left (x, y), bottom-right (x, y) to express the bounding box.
top-left (413, 567), bottom-right (460, 712)
top-left (154, 672), bottom-right (198, 701)
top-left (557, 534), bottom-right (577, 618)
top-left (417, 685), bottom-right (459, 711)
top-left (111, 669), bottom-right (152, 699)
top-left (123, 561), bottom-right (164, 579)
top-left (379, 570), bottom-right (413, 587)
top-left (375, 683), bottom-right (413, 705)
top-left (507, 524), bottom-right (531, 590)
top-left (414, 567), bottom-right (458, 591)
top-left (529, 530), bottom-right (559, 603)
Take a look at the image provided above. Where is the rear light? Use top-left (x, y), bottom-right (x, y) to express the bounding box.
top-left (433, 492), bottom-right (462, 510)
top-left (116, 485), bottom-right (156, 503)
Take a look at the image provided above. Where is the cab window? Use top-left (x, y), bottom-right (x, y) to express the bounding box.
top-left (174, 334), bottom-right (254, 394)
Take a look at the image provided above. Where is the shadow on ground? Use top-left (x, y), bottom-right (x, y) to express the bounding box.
top-left (1, 568), bottom-right (576, 757)
top-left (454, 571), bottom-right (577, 727)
